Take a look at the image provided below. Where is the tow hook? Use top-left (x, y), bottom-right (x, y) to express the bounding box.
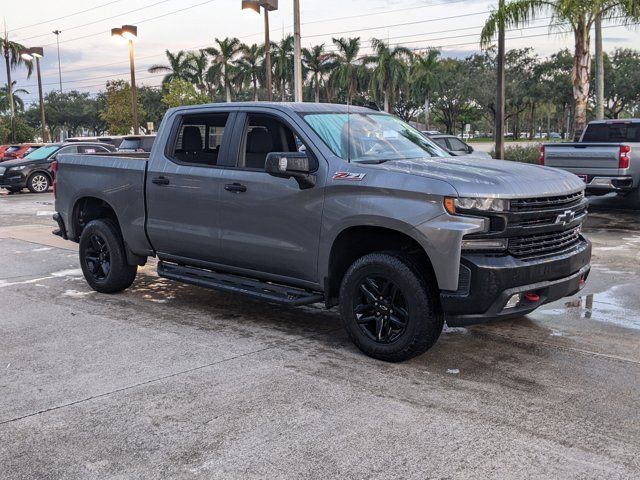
top-left (524, 292), bottom-right (540, 303)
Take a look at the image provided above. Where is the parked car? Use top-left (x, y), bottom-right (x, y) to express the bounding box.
top-left (426, 134), bottom-right (492, 159)
top-left (541, 119), bottom-right (640, 207)
top-left (53, 103), bottom-right (591, 362)
top-left (0, 142), bottom-right (115, 193)
top-left (117, 135), bottom-right (155, 152)
top-left (1, 143), bottom-right (44, 161)
top-left (0, 145), bottom-right (10, 160)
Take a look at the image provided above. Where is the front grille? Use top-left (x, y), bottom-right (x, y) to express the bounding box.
top-left (508, 225), bottom-right (582, 258)
top-left (510, 191), bottom-right (583, 211)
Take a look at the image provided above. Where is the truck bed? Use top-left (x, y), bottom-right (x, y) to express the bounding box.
top-left (54, 152), bottom-right (153, 256)
top-left (544, 143), bottom-right (622, 170)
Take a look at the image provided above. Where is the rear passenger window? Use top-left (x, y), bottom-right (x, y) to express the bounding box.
top-left (171, 113), bottom-right (230, 166)
top-left (241, 114), bottom-right (301, 170)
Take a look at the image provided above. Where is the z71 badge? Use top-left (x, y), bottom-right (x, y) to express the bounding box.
top-left (333, 172), bottom-right (366, 181)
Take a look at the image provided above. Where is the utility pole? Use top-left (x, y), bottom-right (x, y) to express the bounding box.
top-left (3, 25), bottom-right (16, 142)
top-left (264, 8), bottom-right (272, 101)
top-left (495, 0), bottom-right (505, 159)
top-left (595, 14), bottom-right (604, 120)
top-left (128, 38), bottom-right (139, 135)
top-left (52, 30), bottom-right (63, 92)
top-left (293, 0), bottom-right (303, 102)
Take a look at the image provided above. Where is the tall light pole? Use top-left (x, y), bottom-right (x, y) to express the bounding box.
top-left (52, 30), bottom-right (63, 92)
top-left (111, 25), bottom-right (139, 135)
top-left (242, 0), bottom-right (277, 102)
top-left (595, 14), bottom-right (604, 120)
top-left (293, 0), bottom-right (303, 102)
top-left (495, 0), bottom-right (505, 159)
top-left (20, 47), bottom-right (48, 142)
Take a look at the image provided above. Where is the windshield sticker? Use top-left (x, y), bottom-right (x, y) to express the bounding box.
top-left (333, 172), bottom-right (366, 181)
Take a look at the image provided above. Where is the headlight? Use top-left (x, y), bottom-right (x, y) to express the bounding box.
top-left (9, 165), bottom-right (27, 171)
top-left (444, 197), bottom-right (509, 214)
top-left (0, 167), bottom-right (5, 175)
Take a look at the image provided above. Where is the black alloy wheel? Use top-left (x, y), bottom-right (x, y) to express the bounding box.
top-left (354, 276), bottom-right (408, 344)
top-left (84, 233), bottom-right (111, 281)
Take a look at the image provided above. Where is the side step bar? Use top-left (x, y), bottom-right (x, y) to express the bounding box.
top-left (157, 261), bottom-right (325, 306)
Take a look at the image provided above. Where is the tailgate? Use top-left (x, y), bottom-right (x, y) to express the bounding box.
top-left (544, 143), bottom-right (621, 170)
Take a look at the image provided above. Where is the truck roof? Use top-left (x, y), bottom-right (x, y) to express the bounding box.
top-left (169, 102), bottom-right (380, 115)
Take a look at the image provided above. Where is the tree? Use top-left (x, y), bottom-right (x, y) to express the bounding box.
top-left (148, 50), bottom-right (196, 86)
top-left (2, 35), bottom-right (33, 141)
top-left (363, 38), bottom-right (412, 112)
top-left (0, 82), bottom-right (28, 112)
top-left (430, 58), bottom-right (476, 134)
top-left (236, 43), bottom-right (264, 101)
top-left (188, 50), bottom-right (210, 94)
top-left (138, 86), bottom-right (166, 133)
top-left (329, 37), bottom-right (363, 105)
top-left (100, 80), bottom-right (145, 135)
top-left (481, 0), bottom-right (640, 138)
top-left (271, 35), bottom-right (295, 101)
top-left (206, 37), bottom-right (242, 102)
top-left (603, 48), bottom-right (640, 118)
top-left (409, 49), bottom-right (440, 128)
top-left (0, 115), bottom-right (34, 143)
top-left (302, 44), bottom-right (332, 103)
top-left (161, 79), bottom-right (209, 108)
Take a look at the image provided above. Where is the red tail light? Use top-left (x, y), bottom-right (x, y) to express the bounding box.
top-left (538, 146), bottom-right (545, 165)
top-left (619, 145), bottom-right (631, 169)
top-left (51, 160), bottom-right (58, 198)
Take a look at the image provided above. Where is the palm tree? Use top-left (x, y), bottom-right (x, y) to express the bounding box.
top-left (148, 50), bottom-right (195, 85)
top-left (302, 44), bottom-right (332, 103)
top-left (0, 82), bottom-right (28, 112)
top-left (329, 37), bottom-right (362, 105)
top-left (206, 37), bottom-right (242, 103)
top-left (236, 43), bottom-right (264, 101)
top-left (410, 49), bottom-right (440, 129)
top-left (2, 35), bottom-right (32, 139)
top-left (271, 35), bottom-right (294, 101)
top-left (481, 0), bottom-right (640, 137)
top-left (188, 50), bottom-right (209, 94)
top-left (363, 38), bottom-right (412, 112)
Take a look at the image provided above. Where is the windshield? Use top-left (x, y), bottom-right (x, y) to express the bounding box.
top-left (303, 113), bottom-right (448, 163)
top-left (5, 146), bottom-right (20, 153)
top-left (582, 122), bottom-right (640, 142)
top-left (119, 138), bottom-right (141, 150)
top-left (24, 145), bottom-right (60, 160)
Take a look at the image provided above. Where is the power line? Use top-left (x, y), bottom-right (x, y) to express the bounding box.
top-left (7, 0), bottom-right (124, 33)
top-left (17, 0), bottom-right (177, 43)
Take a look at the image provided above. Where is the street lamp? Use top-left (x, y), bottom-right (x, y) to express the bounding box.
top-left (241, 0), bottom-right (277, 102)
top-left (111, 24), bottom-right (139, 134)
top-left (292, 0), bottom-right (302, 102)
top-left (20, 47), bottom-right (48, 142)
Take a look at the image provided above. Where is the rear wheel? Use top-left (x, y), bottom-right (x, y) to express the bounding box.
top-left (27, 173), bottom-right (50, 193)
top-left (79, 219), bottom-right (137, 293)
top-left (339, 252), bottom-right (443, 362)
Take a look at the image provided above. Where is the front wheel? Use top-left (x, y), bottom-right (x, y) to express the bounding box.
top-left (79, 219), bottom-right (137, 293)
top-left (339, 252), bottom-right (443, 362)
top-left (27, 173), bottom-right (50, 193)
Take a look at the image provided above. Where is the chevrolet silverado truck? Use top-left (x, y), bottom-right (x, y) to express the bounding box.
top-left (542, 119), bottom-right (639, 207)
top-left (53, 103), bottom-right (592, 362)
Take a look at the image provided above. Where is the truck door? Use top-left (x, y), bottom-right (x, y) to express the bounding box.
top-left (145, 111), bottom-right (236, 265)
top-left (217, 111), bottom-right (326, 284)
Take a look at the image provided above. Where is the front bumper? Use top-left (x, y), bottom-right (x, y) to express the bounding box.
top-left (0, 171), bottom-right (28, 188)
top-left (442, 238), bottom-right (592, 326)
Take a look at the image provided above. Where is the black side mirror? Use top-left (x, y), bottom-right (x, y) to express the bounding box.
top-left (467, 145), bottom-right (474, 153)
top-left (265, 152), bottom-right (317, 189)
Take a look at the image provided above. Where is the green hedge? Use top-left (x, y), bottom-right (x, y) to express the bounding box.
top-left (490, 145), bottom-right (540, 164)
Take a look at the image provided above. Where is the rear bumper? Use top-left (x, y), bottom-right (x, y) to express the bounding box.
top-left (585, 175), bottom-right (634, 192)
top-left (441, 238), bottom-right (592, 326)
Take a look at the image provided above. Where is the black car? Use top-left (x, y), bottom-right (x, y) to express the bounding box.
top-left (0, 142), bottom-right (115, 194)
top-left (117, 135), bottom-right (156, 153)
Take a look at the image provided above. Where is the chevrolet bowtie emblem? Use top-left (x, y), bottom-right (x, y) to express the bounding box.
top-left (555, 210), bottom-right (576, 226)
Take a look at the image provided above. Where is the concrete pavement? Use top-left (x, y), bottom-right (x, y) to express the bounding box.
top-left (0, 191), bottom-right (639, 479)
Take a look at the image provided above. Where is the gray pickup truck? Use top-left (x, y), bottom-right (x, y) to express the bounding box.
top-left (53, 103), bottom-right (591, 361)
top-left (542, 119), bottom-right (640, 207)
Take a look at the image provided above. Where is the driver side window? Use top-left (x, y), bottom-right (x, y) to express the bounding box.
top-left (240, 114), bottom-right (300, 170)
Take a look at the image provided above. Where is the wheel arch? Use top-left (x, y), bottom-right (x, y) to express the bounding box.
top-left (323, 225), bottom-right (437, 308)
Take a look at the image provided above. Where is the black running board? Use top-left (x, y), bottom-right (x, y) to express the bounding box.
top-left (157, 261), bottom-right (325, 306)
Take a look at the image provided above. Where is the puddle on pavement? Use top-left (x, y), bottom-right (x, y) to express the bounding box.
top-left (540, 285), bottom-right (640, 330)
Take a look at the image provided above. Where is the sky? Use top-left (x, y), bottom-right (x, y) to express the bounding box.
top-left (4, 0), bottom-right (640, 106)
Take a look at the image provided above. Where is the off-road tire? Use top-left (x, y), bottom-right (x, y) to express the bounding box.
top-left (339, 251), bottom-right (443, 362)
top-left (79, 219), bottom-right (137, 293)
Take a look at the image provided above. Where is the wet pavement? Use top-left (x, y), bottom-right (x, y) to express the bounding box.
top-left (0, 190), bottom-right (639, 479)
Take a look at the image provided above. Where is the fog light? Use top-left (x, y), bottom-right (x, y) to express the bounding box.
top-left (505, 293), bottom-right (521, 309)
top-left (461, 239), bottom-right (508, 251)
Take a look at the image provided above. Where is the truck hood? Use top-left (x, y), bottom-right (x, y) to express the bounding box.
top-left (375, 157), bottom-right (585, 198)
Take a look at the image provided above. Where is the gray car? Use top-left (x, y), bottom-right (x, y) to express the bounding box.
top-left (53, 103), bottom-right (591, 362)
top-left (425, 133), bottom-right (492, 159)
